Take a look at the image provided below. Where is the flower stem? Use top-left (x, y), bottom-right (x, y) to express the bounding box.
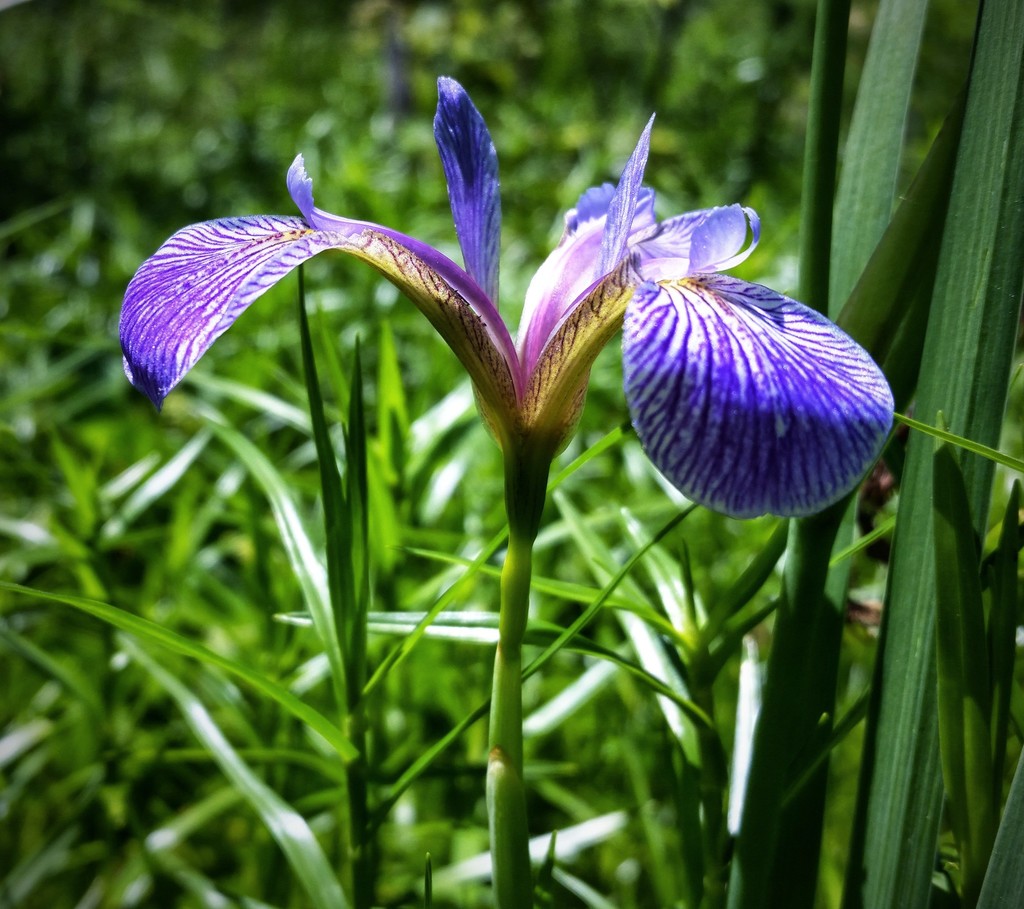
top-left (488, 448), bottom-right (549, 908)
top-left (491, 528), bottom-right (532, 773)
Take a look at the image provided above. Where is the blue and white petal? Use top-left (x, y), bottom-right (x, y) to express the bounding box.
top-left (121, 215), bottom-right (331, 408)
top-left (622, 275), bottom-right (893, 518)
top-left (434, 76), bottom-right (502, 304)
top-left (632, 208), bottom-right (709, 272)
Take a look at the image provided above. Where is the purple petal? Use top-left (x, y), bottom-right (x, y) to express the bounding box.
top-left (433, 77), bottom-right (502, 305)
top-left (285, 155), bottom-right (518, 381)
top-left (516, 124), bottom-right (655, 377)
top-left (569, 184), bottom-right (657, 237)
top-left (598, 116), bottom-right (654, 275)
top-left (521, 256), bottom-right (637, 452)
top-left (686, 205), bottom-right (760, 273)
top-left (634, 206), bottom-right (760, 281)
top-left (622, 276), bottom-right (893, 518)
top-left (121, 210), bottom-right (522, 414)
top-left (121, 215), bottom-right (334, 407)
top-left (517, 213), bottom-right (607, 374)
top-left (631, 208), bottom-right (711, 274)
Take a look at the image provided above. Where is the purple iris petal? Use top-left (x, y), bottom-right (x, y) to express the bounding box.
top-left (286, 155), bottom-right (517, 375)
top-left (632, 209), bottom-right (712, 272)
top-left (686, 205), bottom-right (759, 273)
top-left (122, 158), bottom-right (524, 410)
top-left (622, 275), bottom-right (893, 518)
top-left (569, 184), bottom-right (657, 236)
top-left (517, 214), bottom-right (607, 374)
top-left (572, 184), bottom-right (616, 228)
top-left (597, 115), bottom-right (654, 276)
top-left (121, 215), bottom-right (331, 408)
top-left (434, 76), bottom-right (502, 305)
top-left (517, 121), bottom-right (656, 376)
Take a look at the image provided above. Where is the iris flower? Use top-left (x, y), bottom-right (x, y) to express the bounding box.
top-left (121, 76), bottom-right (893, 519)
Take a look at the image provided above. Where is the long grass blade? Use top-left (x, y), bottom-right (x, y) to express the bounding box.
top-left (123, 637), bottom-right (351, 909)
top-left (987, 482), bottom-right (1019, 797)
top-left (846, 0), bottom-right (1024, 902)
top-left (829, 0), bottom-right (930, 309)
top-left (932, 442), bottom-right (996, 906)
top-left (976, 752), bottom-right (1024, 909)
top-left (296, 266), bottom-right (353, 714)
top-left (0, 581), bottom-right (358, 764)
top-left (197, 404), bottom-right (349, 719)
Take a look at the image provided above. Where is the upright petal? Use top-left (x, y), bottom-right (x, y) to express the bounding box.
top-left (434, 76), bottom-right (502, 305)
top-left (521, 255), bottom-right (638, 453)
top-left (597, 115), bottom-right (654, 276)
top-left (686, 205), bottom-right (760, 273)
top-left (567, 184), bottom-right (656, 238)
top-left (517, 213), bottom-right (607, 374)
top-left (516, 120), bottom-right (655, 377)
top-left (622, 276), bottom-right (893, 518)
top-left (121, 215), bottom-right (332, 407)
top-left (631, 208), bottom-right (711, 274)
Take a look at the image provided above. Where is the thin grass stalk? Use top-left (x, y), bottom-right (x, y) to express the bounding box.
top-left (296, 269), bottom-right (370, 908)
top-left (343, 349), bottom-right (372, 907)
top-left (798, 0), bottom-right (849, 316)
top-left (487, 525), bottom-right (534, 908)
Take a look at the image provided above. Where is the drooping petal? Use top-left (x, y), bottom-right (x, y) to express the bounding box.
top-left (121, 214), bottom-right (520, 426)
top-left (433, 76), bottom-right (502, 304)
top-left (342, 227), bottom-right (520, 438)
top-left (622, 276), bottom-right (893, 518)
top-left (121, 215), bottom-right (334, 407)
top-left (287, 155), bottom-right (519, 384)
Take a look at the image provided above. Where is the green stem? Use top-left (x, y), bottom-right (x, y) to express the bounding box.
top-left (488, 447), bottom-right (550, 909)
top-left (490, 529), bottom-right (532, 774)
top-left (798, 0), bottom-right (849, 316)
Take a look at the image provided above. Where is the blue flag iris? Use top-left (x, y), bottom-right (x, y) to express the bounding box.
top-left (121, 76), bottom-right (893, 518)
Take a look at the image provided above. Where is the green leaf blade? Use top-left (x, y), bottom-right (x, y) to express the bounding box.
top-left (124, 638), bottom-right (351, 909)
top-left (932, 443), bottom-right (997, 905)
top-left (846, 0), bottom-right (1024, 903)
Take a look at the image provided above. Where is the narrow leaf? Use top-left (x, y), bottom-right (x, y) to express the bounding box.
top-left (297, 266), bottom-right (352, 717)
top-left (198, 405), bottom-right (349, 718)
top-left (830, 0), bottom-right (930, 308)
top-left (846, 0), bottom-right (1024, 903)
top-left (987, 482), bottom-right (1019, 801)
top-left (0, 581), bottom-right (358, 764)
top-left (933, 442), bottom-right (997, 905)
top-left (343, 344), bottom-right (370, 706)
top-left (976, 751), bottom-right (1024, 909)
top-left (124, 638), bottom-right (351, 909)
